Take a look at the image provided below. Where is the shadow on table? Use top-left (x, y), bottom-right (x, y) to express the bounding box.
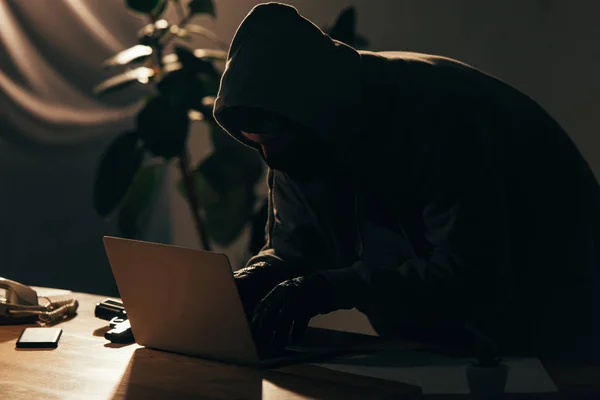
top-left (14, 347), bottom-right (57, 352)
top-left (105, 342), bottom-right (135, 349)
top-left (93, 325), bottom-right (111, 337)
top-left (110, 347), bottom-right (419, 399)
top-left (0, 330), bottom-right (22, 345)
top-left (0, 320), bottom-right (37, 345)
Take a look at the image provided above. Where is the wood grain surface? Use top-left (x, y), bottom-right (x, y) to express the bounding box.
top-left (1, 288), bottom-right (598, 399)
top-left (0, 289), bottom-right (419, 399)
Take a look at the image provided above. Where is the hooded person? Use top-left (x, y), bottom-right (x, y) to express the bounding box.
top-left (214, 3), bottom-right (600, 362)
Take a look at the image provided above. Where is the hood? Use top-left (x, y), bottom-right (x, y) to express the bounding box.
top-left (213, 2), bottom-right (363, 150)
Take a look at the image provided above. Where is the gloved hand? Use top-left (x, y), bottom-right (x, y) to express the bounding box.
top-left (251, 273), bottom-right (336, 353)
top-left (234, 261), bottom-right (292, 320)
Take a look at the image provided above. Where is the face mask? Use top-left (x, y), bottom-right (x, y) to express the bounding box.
top-left (262, 137), bottom-right (333, 180)
top-left (235, 108), bottom-right (335, 179)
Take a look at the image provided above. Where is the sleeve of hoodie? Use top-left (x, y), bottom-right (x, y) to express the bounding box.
top-left (245, 168), bottom-right (309, 273)
top-left (321, 109), bottom-right (513, 323)
top-left (245, 168), bottom-right (355, 277)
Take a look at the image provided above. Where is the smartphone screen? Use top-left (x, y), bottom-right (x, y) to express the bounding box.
top-left (16, 327), bottom-right (62, 348)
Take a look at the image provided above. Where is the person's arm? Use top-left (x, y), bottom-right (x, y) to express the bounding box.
top-left (245, 168), bottom-right (314, 276)
top-left (247, 167), bottom-right (357, 273)
top-left (251, 121), bottom-right (515, 351)
top-left (236, 167), bottom-right (356, 318)
top-left (322, 123), bottom-right (514, 336)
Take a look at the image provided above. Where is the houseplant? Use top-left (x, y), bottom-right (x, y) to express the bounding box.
top-left (93, 0), bottom-right (368, 257)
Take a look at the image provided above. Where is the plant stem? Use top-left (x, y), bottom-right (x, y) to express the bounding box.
top-left (156, 45), bottom-right (165, 71)
top-left (175, 0), bottom-right (186, 24)
top-left (145, 11), bottom-right (166, 71)
top-left (178, 150), bottom-right (211, 251)
top-left (160, 14), bottom-right (192, 46)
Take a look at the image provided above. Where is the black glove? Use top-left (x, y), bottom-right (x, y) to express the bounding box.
top-left (251, 273), bottom-right (336, 353)
top-left (234, 261), bottom-right (295, 320)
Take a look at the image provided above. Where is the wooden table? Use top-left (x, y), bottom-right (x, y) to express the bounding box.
top-left (1, 289), bottom-right (599, 399)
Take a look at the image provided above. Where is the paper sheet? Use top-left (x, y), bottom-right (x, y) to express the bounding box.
top-left (314, 349), bottom-right (557, 394)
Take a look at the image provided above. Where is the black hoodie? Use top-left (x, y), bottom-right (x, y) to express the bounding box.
top-left (215, 3), bottom-right (600, 362)
top-left (214, 3), bottom-right (361, 148)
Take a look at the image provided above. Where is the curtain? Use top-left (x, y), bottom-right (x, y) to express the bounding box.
top-left (0, 0), bottom-right (170, 295)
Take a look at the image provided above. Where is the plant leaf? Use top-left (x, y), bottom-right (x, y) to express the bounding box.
top-left (326, 6), bottom-right (369, 49)
top-left (177, 164), bottom-right (255, 245)
top-left (204, 186), bottom-right (255, 245)
top-left (138, 19), bottom-right (169, 38)
top-left (102, 45), bottom-right (153, 69)
top-left (157, 67), bottom-right (209, 112)
top-left (176, 24), bottom-right (216, 40)
top-left (188, 0), bottom-right (215, 17)
top-left (188, 110), bottom-right (205, 121)
top-left (126, 0), bottom-right (163, 14)
top-left (192, 48), bottom-right (227, 61)
top-left (196, 73), bottom-right (219, 99)
top-left (181, 24), bottom-right (228, 48)
top-left (176, 164), bottom-right (220, 209)
top-left (93, 66), bottom-right (155, 96)
top-left (167, 47), bottom-right (220, 111)
top-left (157, 68), bottom-right (196, 109)
top-left (136, 96), bottom-right (190, 159)
top-left (117, 163), bottom-right (164, 237)
top-left (174, 46), bottom-right (220, 77)
top-left (196, 152), bottom-right (247, 194)
top-left (352, 34), bottom-right (369, 49)
top-left (94, 132), bottom-right (145, 216)
top-left (162, 48), bottom-right (227, 66)
top-left (151, 0), bottom-right (169, 19)
top-left (168, 25), bottom-right (192, 41)
top-left (161, 48), bottom-right (223, 107)
top-left (178, 157), bottom-right (260, 245)
top-left (176, 123), bottom-right (264, 246)
top-left (327, 6), bottom-right (356, 43)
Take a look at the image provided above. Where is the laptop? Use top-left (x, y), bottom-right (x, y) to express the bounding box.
top-left (102, 236), bottom-right (341, 367)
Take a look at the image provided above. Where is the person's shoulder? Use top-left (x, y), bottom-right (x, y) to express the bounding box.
top-left (358, 50), bottom-right (504, 96)
top-left (360, 50), bottom-right (477, 70)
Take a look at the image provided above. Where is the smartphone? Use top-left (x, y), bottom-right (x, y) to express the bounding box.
top-left (16, 327), bottom-right (62, 348)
